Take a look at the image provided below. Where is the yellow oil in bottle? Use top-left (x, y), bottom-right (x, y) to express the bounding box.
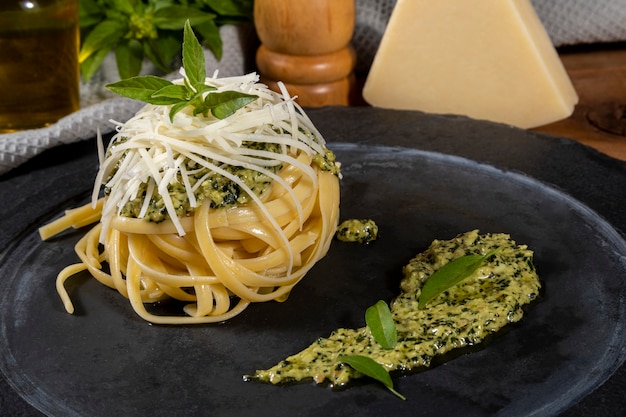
top-left (0, 0), bottom-right (79, 132)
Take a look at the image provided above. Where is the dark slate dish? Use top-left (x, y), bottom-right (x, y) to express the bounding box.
top-left (1, 107), bottom-right (625, 416)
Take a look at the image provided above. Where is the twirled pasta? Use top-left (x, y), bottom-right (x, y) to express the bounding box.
top-left (39, 73), bottom-right (341, 324)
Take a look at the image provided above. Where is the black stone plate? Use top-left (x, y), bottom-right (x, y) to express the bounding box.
top-left (1, 107), bottom-right (625, 417)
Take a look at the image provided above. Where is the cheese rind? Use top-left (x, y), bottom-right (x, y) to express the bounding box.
top-left (362, 0), bottom-right (578, 129)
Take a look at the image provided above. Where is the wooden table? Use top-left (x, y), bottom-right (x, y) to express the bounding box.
top-left (533, 43), bottom-right (626, 161)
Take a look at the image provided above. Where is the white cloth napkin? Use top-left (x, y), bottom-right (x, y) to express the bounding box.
top-left (3, 0), bottom-right (626, 175)
top-left (535, 0), bottom-right (626, 46)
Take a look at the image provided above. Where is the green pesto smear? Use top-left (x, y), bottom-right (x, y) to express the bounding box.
top-left (249, 230), bottom-right (540, 387)
top-left (105, 140), bottom-right (340, 223)
top-left (336, 218), bottom-right (379, 244)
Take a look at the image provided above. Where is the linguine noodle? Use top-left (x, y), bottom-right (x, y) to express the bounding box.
top-left (39, 73), bottom-right (341, 324)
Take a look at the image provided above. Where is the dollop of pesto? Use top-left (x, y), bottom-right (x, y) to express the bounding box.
top-left (313, 148), bottom-right (341, 176)
top-left (336, 219), bottom-right (379, 244)
top-left (249, 230), bottom-right (540, 387)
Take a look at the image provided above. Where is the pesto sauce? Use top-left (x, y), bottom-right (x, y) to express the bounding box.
top-left (250, 230), bottom-right (540, 386)
top-left (106, 139), bottom-right (339, 223)
top-left (336, 219), bottom-right (379, 244)
top-left (313, 148), bottom-right (341, 176)
top-left (118, 162), bottom-right (278, 222)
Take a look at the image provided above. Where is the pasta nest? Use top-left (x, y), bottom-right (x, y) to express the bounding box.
top-left (40, 73), bottom-right (341, 324)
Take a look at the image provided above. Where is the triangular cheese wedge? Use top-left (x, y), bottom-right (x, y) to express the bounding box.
top-left (362, 0), bottom-right (578, 129)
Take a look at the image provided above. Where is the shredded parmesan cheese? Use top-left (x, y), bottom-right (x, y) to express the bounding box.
top-left (95, 72), bottom-right (335, 265)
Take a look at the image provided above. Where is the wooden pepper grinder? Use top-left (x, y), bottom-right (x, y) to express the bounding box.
top-left (254, 0), bottom-right (356, 107)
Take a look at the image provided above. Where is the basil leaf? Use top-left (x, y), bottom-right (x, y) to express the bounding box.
top-left (152, 84), bottom-right (191, 101)
top-left (365, 300), bottom-right (397, 349)
top-left (79, 0), bottom-right (105, 28)
top-left (196, 83), bottom-right (217, 94)
top-left (338, 355), bottom-right (406, 400)
top-left (142, 37), bottom-right (175, 73)
top-left (205, 91), bottom-right (258, 119)
top-left (169, 101), bottom-right (191, 121)
top-left (153, 6), bottom-right (215, 30)
top-left (204, 0), bottom-right (253, 18)
top-left (190, 94), bottom-right (210, 117)
top-left (106, 76), bottom-right (178, 104)
top-left (418, 248), bottom-right (501, 309)
top-left (109, 0), bottom-right (134, 15)
top-left (151, 31), bottom-right (183, 70)
top-left (182, 20), bottom-right (207, 90)
top-left (114, 39), bottom-right (144, 80)
top-left (194, 19), bottom-right (223, 61)
top-left (80, 47), bottom-right (110, 82)
top-left (79, 19), bottom-right (126, 63)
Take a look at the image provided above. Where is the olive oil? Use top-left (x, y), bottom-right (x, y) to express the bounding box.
top-left (0, 0), bottom-right (79, 132)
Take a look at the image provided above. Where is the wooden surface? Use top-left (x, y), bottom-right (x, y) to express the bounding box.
top-left (532, 43), bottom-right (626, 161)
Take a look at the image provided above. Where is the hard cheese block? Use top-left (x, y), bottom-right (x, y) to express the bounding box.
top-left (362, 0), bottom-right (578, 129)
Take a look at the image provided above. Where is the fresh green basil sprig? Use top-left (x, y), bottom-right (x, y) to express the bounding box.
top-left (106, 21), bottom-right (258, 121)
top-left (339, 300), bottom-right (405, 400)
top-left (418, 247), bottom-right (502, 309)
top-left (78, 0), bottom-right (253, 81)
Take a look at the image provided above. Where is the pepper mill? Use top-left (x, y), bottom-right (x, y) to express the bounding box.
top-left (254, 0), bottom-right (356, 107)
